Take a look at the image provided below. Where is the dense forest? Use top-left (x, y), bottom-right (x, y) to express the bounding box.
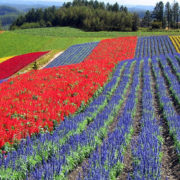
top-left (10, 0), bottom-right (180, 31)
top-left (10, 0), bottom-right (139, 31)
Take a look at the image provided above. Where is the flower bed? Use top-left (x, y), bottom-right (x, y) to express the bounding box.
top-left (0, 36), bottom-right (137, 148)
top-left (169, 36), bottom-right (180, 53)
top-left (45, 42), bottom-right (99, 68)
top-left (135, 36), bottom-right (176, 58)
top-left (0, 51), bottom-right (49, 80)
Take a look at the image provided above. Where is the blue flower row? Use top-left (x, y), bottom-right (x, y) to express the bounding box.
top-left (131, 59), bottom-right (163, 179)
top-left (135, 36), bottom-right (176, 58)
top-left (79, 60), bottom-right (141, 179)
top-left (158, 55), bottom-right (180, 104)
top-left (152, 56), bottom-right (180, 157)
top-left (45, 42), bottom-right (99, 68)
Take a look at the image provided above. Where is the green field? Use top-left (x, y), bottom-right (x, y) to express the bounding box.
top-left (0, 27), bottom-right (180, 58)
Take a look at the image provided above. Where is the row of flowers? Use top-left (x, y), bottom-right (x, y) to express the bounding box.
top-left (0, 51), bottom-right (49, 80)
top-left (0, 36), bottom-right (137, 148)
top-left (135, 36), bottom-right (176, 58)
top-left (169, 36), bottom-right (180, 53)
top-left (45, 42), bottom-right (99, 68)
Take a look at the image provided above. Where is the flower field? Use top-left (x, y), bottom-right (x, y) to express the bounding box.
top-left (170, 36), bottom-right (180, 53)
top-left (0, 52), bottom-right (49, 80)
top-left (45, 42), bottom-right (99, 68)
top-left (135, 35), bottom-right (176, 58)
top-left (0, 35), bottom-right (180, 179)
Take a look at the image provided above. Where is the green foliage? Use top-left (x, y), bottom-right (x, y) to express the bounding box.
top-left (10, 1), bottom-right (134, 31)
top-left (20, 22), bottom-right (41, 29)
top-left (32, 61), bottom-right (38, 70)
top-left (151, 21), bottom-right (162, 29)
top-left (132, 13), bottom-right (139, 31)
top-left (141, 10), bottom-right (151, 27)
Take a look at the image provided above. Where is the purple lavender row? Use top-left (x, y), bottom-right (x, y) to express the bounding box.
top-left (135, 36), bottom-right (176, 58)
top-left (157, 55), bottom-right (180, 102)
top-left (166, 54), bottom-right (180, 82)
top-left (0, 61), bottom-right (132, 178)
top-left (167, 54), bottom-right (180, 72)
top-left (174, 53), bottom-right (180, 67)
top-left (151, 56), bottom-right (180, 156)
top-left (45, 42), bottom-right (99, 68)
top-left (27, 62), bottom-right (136, 179)
top-left (80, 60), bottom-right (141, 179)
top-left (131, 59), bottom-right (162, 179)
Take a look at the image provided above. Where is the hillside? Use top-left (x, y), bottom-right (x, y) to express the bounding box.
top-left (0, 6), bottom-right (22, 29)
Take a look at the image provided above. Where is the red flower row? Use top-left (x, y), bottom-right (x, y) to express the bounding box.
top-left (0, 51), bottom-right (49, 80)
top-left (0, 37), bottom-right (137, 148)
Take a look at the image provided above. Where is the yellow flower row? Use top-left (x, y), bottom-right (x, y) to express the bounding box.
top-left (0, 56), bottom-right (14, 64)
top-left (169, 36), bottom-right (180, 53)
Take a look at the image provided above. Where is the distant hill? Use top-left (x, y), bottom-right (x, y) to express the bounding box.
top-left (0, 5), bottom-right (20, 15)
top-left (127, 5), bottom-right (154, 18)
top-left (127, 5), bottom-right (154, 11)
top-left (0, 6), bottom-right (22, 29)
top-left (0, 0), bottom-right (63, 12)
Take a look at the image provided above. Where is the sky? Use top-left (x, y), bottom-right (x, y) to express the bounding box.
top-left (30, 0), bottom-right (176, 6)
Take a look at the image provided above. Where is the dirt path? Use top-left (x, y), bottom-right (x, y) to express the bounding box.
top-left (39, 51), bottom-right (64, 69)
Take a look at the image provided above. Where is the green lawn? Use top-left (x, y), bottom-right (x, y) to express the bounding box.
top-left (0, 27), bottom-right (179, 58)
top-left (14, 27), bottom-right (180, 37)
top-left (0, 31), bottom-right (103, 58)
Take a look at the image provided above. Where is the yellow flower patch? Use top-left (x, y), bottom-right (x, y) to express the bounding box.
top-left (0, 56), bottom-right (14, 63)
top-left (169, 36), bottom-right (180, 53)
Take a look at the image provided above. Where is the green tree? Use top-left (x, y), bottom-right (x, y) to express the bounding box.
top-left (165, 2), bottom-right (172, 28)
top-left (132, 13), bottom-right (139, 31)
top-left (172, 2), bottom-right (179, 28)
top-left (142, 10), bottom-right (151, 27)
top-left (152, 1), bottom-right (164, 24)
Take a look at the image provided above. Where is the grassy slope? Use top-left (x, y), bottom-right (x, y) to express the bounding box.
top-left (0, 27), bottom-right (179, 58)
top-left (14, 27), bottom-right (180, 37)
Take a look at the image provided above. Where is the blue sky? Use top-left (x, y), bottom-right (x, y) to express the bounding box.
top-left (34, 0), bottom-right (174, 6)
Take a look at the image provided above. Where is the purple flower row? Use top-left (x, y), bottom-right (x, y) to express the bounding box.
top-left (135, 36), bottom-right (176, 58)
top-left (131, 60), bottom-right (162, 179)
top-left (80, 60), bottom-right (140, 179)
top-left (45, 42), bottom-right (99, 68)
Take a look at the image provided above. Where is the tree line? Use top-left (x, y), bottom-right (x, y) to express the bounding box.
top-left (141, 1), bottom-right (179, 29)
top-left (10, 0), bottom-right (139, 31)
